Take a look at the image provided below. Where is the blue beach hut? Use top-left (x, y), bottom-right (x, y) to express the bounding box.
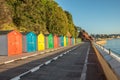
top-left (59, 36), bottom-right (64, 46)
top-left (72, 37), bottom-right (75, 45)
top-left (22, 32), bottom-right (37, 53)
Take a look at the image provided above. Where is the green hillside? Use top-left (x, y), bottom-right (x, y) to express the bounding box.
top-left (0, 0), bottom-right (78, 37)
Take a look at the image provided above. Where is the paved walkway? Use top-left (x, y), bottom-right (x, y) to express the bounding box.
top-left (86, 43), bottom-right (106, 80)
top-left (20, 43), bottom-right (88, 80)
top-left (0, 44), bottom-right (79, 80)
top-left (0, 42), bottom-right (106, 80)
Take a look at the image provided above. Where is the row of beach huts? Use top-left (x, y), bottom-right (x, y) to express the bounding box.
top-left (0, 30), bottom-right (81, 56)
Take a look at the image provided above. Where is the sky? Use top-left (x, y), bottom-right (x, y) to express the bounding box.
top-left (55, 0), bottom-right (120, 34)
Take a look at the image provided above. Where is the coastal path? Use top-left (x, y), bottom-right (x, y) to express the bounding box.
top-left (0, 42), bottom-right (106, 80)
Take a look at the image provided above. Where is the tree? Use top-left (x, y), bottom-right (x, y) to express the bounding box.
top-left (1, 0), bottom-right (79, 38)
top-left (0, 0), bottom-right (12, 29)
top-left (64, 11), bottom-right (76, 37)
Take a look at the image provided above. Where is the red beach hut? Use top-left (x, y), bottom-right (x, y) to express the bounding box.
top-left (68, 37), bottom-right (71, 46)
top-left (0, 30), bottom-right (22, 56)
top-left (54, 35), bottom-right (58, 48)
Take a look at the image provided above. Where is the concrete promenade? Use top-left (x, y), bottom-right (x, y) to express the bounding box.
top-left (0, 42), bottom-right (107, 80)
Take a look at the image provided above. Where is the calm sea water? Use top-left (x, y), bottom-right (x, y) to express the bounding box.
top-left (104, 38), bottom-right (120, 55)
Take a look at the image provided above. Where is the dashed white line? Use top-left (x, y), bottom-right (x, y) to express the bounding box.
top-left (30, 66), bottom-right (40, 72)
top-left (63, 52), bottom-right (67, 55)
top-left (59, 54), bottom-right (63, 57)
top-left (80, 46), bottom-right (90, 80)
top-left (11, 71), bottom-right (30, 80)
top-left (10, 76), bottom-right (20, 80)
top-left (53, 56), bottom-right (58, 60)
top-left (45, 60), bottom-right (52, 65)
top-left (10, 46), bottom-right (78, 80)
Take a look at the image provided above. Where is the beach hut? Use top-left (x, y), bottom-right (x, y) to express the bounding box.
top-left (45, 34), bottom-right (49, 49)
top-left (37, 33), bottom-right (45, 51)
top-left (70, 37), bottom-right (73, 45)
top-left (59, 36), bottom-right (64, 47)
top-left (22, 32), bottom-right (37, 53)
top-left (64, 36), bottom-right (66, 46)
top-left (66, 37), bottom-right (68, 46)
top-left (68, 37), bottom-right (71, 46)
top-left (0, 30), bottom-right (22, 56)
top-left (45, 34), bottom-right (54, 49)
top-left (54, 35), bottom-right (58, 48)
top-left (48, 34), bottom-right (54, 48)
top-left (72, 37), bottom-right (75, 45)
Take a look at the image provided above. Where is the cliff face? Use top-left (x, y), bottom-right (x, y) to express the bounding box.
top-left (0, 0), bottom-right (13, 29)
top-left (78, 30), bottom-right (93, 41)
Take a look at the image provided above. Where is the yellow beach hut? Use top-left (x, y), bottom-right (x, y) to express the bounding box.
top-left (64, 36), bottom-right (66, 47)
top-left (37, 33), bottom-right (45, 51)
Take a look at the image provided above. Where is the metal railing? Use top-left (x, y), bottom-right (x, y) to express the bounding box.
top-left (92, 43), bottom-right (119, 80)
top-left (94, 42), bottom-right (120, 62)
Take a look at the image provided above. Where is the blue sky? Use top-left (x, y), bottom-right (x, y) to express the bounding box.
top-left (55, 0), bottom-right (120, 34)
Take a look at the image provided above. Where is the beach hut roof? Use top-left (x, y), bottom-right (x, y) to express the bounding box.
top-left (44, 31), bottom-right (49, 35)
top-left (21, 32), bottom-right (35, 35)
top-left (36, 32), bottom-right (45, 36)
top-left (0, 30), bottom-right (13, 35)
top-left (44, 33), bottom-right (53, 36)
top-left (44, 34), bottom-right (49, 36)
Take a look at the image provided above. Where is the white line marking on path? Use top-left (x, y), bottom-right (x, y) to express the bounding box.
top-left (11, 71), bottom-right (30, 80)
top-left (10, 46), bottom-right (78, 80)
top-left (30, 66), bottom-right (40, 72)
top-left (59, 54), bottom-right (63, 57)
top-left (10, 76), bottom-right (20, 80)
top-left (53, 56), bottom-right (58, 60)
top-left (45, 60), bottom-right (52, 65)
top-left (63, 52), bottom-right (67, 55)
top-left (80, 46), bottom-right (90, 80)
top-left (30, 64), bottom-right (44, 72)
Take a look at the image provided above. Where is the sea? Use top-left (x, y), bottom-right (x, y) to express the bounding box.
top-left (104, 38), bottom-right (120, 56)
